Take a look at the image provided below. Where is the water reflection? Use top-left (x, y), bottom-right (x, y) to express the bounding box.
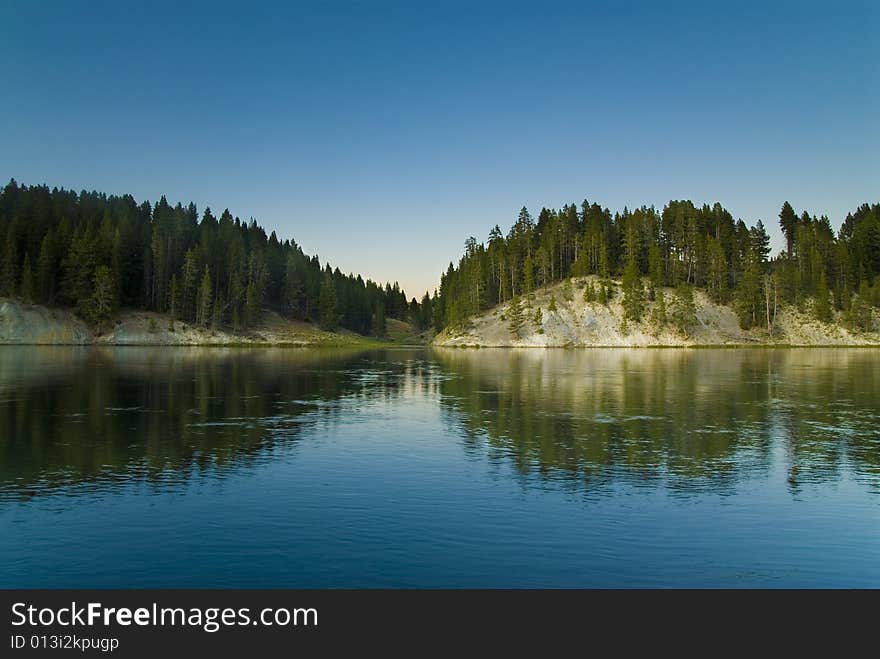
top-left (0, 347), bottom-right (433, 498)
top-left (434, 348), bottom-right (880, 494)
top-left (1, 347), bottom-right (878, 501)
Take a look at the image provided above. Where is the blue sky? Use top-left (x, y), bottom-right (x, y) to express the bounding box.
top-left (2, 1), bottom-right (877, 298)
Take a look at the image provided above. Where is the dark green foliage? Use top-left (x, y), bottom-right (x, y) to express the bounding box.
top-left (562, 278), bottom-right (573, 302)
top-left (547, 293), bottom-right (557, 312)
top-left (621, 259), bottom-right (644, 321)
top-left (583, 281), bottom-right (596, 303)
top-left (88, 265), bottom-right (116, 331)
top-left (779, 202), bottom-right (798, 257)
top-left (433, 197), bottom-right (879, 332)
top-left (507, 296), bottom-right (524, 338)
top-left (814, 270), bottom-right (832, 323)
top-left (651, 290), bottom-right (667, 331)
top-left (37, 229), bottom-right (55, 303)
top-left (706, 237), bottom-right (728, 303)
top-left (671, 283), bottom-right (697, 336)
top-left (735, 251), bottom-right (764, 329)
top-left (20, 253), bottom-right (34, 303)
top-left (846, 292), bottom-right (873, 332)
top-left (196, 267), bottom-right (213, 328)
top-left (371, 303), bottom-right (386, 338)
top-left (318, 270), bottom-right (338, 331)
top-left (1, 222), bottom-right (17, 296)
top-left (0, 181), bottom-right (420, 334)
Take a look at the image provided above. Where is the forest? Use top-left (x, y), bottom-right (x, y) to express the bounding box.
top-left (0, 180), bottom-right (430, 336)
top-left (2, 180), bottom-right (878, 339)
top-left (433, 198), bottom-right (880, 334)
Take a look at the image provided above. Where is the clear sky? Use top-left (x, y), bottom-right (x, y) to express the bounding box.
top-left (2, 1), bottom-right (877, 299)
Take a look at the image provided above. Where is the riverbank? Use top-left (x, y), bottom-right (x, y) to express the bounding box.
top-left (433, 277), bottom-right (880, 347)
top-left (0, 298), bottom-right (425, 347)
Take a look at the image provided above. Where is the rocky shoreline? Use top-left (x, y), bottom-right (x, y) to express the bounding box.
top-left (432, 278), bottom-right (880, 348)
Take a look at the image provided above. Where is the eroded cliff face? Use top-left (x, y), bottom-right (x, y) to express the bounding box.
top-left (433, 278), bottom-right (880, 347)
top-left (0, 299), bottom-right (384, 346)
top-left (0, 299), bottom-right (93, 344)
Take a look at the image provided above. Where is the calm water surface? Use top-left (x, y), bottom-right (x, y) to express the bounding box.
top-left (0, 346), bottom-right (877, 587)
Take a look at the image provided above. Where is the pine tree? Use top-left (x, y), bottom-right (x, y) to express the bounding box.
top-left (651, 289), bottom-right (667, 332)
top-left (648, 243), bottom-right (663, 290)
top-left (181, 249), bottom-right (200, 322)
top-left (88, 266), bottom-right (116, 331)
top-left (583, 281), bottom-right (596, 303)
top-left (706, 238), bottom-right (728, 303)
top-left (37, 229), bottom-right (55, 303)
top-left (196, 266), bottom-right (212, 328)
top-left (621, 259), bottom-right (644, 321)
top-left (533, 306), bottom-right (543, 332)
top-left (169, 275), bottom-right (180, 323)
top-left (672, 282), bottom-right (697, 336)
top-left (779, 202), bottom-right (798, 257)
top-left (523, 253), bottom-right (534, 299)
top-left (245, 281), bottom-right (261, 328)
top-left (562, 278), bottom-right (573, 302)
top-left (371, 303), bottom-right (386, 338)
top-left (61, 226), bottom-right (97, 312)
top-left (547, 293), bottom-right (557, 312)
top-left (0, 223), bottom-right (17, 297)
top-left (814, 269), bottom-right (832, 323)
top-left (507, 296), bottom-right (524, 338)
top-left (19, 253), bottom-right (34, 303)
top-left (735, 254), bottom-right (763, 329)
top-left (318, 271), bottom-right (338, 331)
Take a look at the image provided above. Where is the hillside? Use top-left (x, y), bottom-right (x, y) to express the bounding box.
top-left (0, 298), bottom-right (423, 347)
top-left (433, 277), bottom-right (880, 347)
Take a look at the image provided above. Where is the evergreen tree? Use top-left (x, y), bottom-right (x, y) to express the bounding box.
top-left (196, 266), bottom-right (212, 328)
top-left (88, 266), bottom-right (117, 331)
top-left (180, 249), bottom-right (200, 322)
top-left (621, 259), bottom-right (644, 321)
top-left (562, 278), bottom-right (573, 302)
top-left (36, 229), bottom-right (55, 303)
top-left (371, 303), bottom-right (386, 338)
top-left (319, 271), bottom-right (338, 331)
top-left (0, 223), bottom-right (17, 296)
top-left (20, 253), bottom-right (34, 303)
top-left (169, 275), bottom-right (180, 322)
top-left (706, 238), bottom-right (728, 303)
top-left (583, 281), bottom-right (596, 303)
top-left (750, 220), bottom-right (771, 262)
top-left (779, 202), bottom-right (798, 257)
top-left (651, 289), bottom-right (667, 332)
top-left (547, 293), bottom-right (558, 312)
top-left (672, 282), bottom-right (697, 336)
top-left (735, 252), bottom-right (763, 329)
top-left (814, 270), bottom-right (832, 323)
top-left (533, 306), bottom-right (543, 332)
top-left (245, 281), bottom-right (261, 328)
top-left (523, 253), bottom-right (534, 299)
top-left (507, 296), bottom-right (524, 338)
top-left (648, 243), bottom-right (663, 291)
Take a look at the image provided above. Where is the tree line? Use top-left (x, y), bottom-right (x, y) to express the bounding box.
top-left (434, 199), bottom-right (880, 333)
top-left (0, 180), bottom-right (427, 335)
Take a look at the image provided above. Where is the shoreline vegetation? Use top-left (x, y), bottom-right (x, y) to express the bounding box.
top-left (431, 200), bottom-right (880, 346)
top-left (432, 276), bottom-right (879, 347)
top-left (1, 181), bottom-right (878, 347)
top-left (0, 298), bottom-right (426, 347)
top-left (2, 292), bottom-right (877, 347)
top-left (0, 181), bottom-right (434, 344)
